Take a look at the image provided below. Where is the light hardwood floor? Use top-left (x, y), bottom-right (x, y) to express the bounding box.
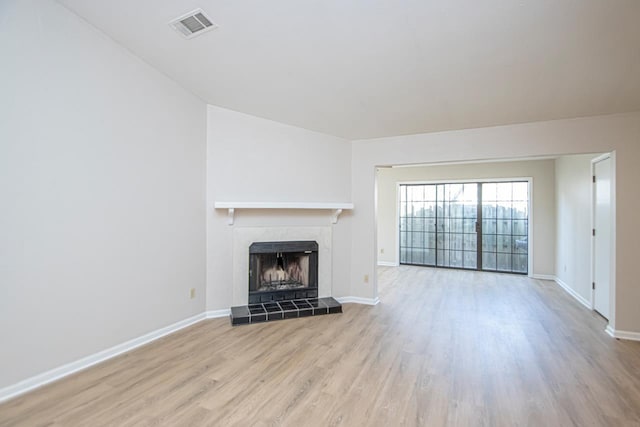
top-left (2, 266), bottom-right (640, 426)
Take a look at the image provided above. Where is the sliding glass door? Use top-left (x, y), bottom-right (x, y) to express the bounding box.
top-left (480, 182), bottom-right (528, 273)
top-left (399, 181), bottom-right (528, 274)
top-left (435, 183), bottom-right (478, 269)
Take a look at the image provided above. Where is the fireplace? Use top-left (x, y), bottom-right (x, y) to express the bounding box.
top-left (248, 241), bottom-right (318, 303)
top-left (230, 237), bottom-right (341, 325)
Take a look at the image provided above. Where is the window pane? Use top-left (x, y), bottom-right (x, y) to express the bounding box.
top-left (513, 182), bottom-right (528, 201)
top-left (448, 219), bottom-right (463, 233)
top-left (424, 248), bottom-right (436, 265)
top-left (497, 253), bottom-right (511, 271)
top-left (409, 186), bottom-right (423, 202)
top-left (513, 236), bottom-right (528, 253)
top-left (412, 232), bottom-right (424, 248)
top-left (424, 185), bottom-right (437, 201)
top-left (496, 183), bottom-right (512, 201)
top-left (463, 234), bottom-right (477, 251)
top-left (411, 201), bottom-right (423, 217)
top-left (450, 203), bottom-right (463, 218)
top-left (444, 234), bottom-right (463, 250)
top-left (483, 252), bottom-right (496, 270)
top-left (483, 183), bottom-right (497, 201)
top-left (463, 203), bottom-right (477, 218)
top-left (513, 254), bottom-right (528, 273)
top-left (463, 184), bottom-right (478, 202)
top-left (449, 251), bottom-right (464, 267)
top-left (512, 202), bottom-right (528, 219)
top-left (497, 220), bottom-right (511, 235)
top-left (448, 184), bottom-right (464, 202)
top-left (409, 248), bottom-right (424, 264)
top-left (482, 219), bottom-right (497, 234)
top-left (482, 235), bottom-right (497, 252)
top-left (497, 235), bottom-right (512, 252)
top-left (512, 220), bottom-right (527, 235)
top-left (496, 202), bottom-right (511, 219)
top-left (400, 248), bottom-right (408, 263)
top-left (464, 251), bottom-right (477, 269)
top-left (483, 204), bottom-right (496, 219)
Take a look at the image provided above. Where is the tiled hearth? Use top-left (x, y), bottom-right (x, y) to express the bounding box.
top-left (230, 297), bottom-right (342, 325)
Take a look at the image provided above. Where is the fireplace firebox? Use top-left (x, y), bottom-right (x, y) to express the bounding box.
top-left (248, 241), bottom-right (318, 304)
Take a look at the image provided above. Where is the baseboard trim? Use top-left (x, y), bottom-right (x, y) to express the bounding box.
top-left (605, 326), bottom-right (640, 341)
top-left (205, 309), bottom-right (231, 319)
top-left (531, 274), bottom-right (556, 281)
top-left (605, 325), bottom-right (616, 338)
top-left (0, 312), bottom-right (206, 404)
top-left (377, 261), bottom-right (399, 267)
top-left (335, 296), bottom-right (380, 306)
top-left (554, 277), bottom-right (592, 310)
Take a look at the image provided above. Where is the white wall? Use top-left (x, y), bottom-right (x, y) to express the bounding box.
top-left (352, 112), bottom-right (640, 332)
top-left (377, 159), bottom-right (556, 276)
top-left (206, 106), bottom-right (352, 310)
top-left (555, 154), bottom-right (600, 304)
top-left (0, 0), bottom-right (206, 390)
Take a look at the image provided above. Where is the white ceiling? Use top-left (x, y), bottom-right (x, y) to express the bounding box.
top-left (58, 0), bottom-right (640, 140)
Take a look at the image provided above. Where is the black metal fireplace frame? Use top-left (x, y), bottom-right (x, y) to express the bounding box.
top-left (248, 241), bottom-right (319, 304)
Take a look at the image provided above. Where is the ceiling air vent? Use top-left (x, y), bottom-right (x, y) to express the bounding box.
top-left (170, 9), bottom-right (218, 39)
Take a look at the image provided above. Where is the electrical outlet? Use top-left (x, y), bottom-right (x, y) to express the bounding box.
top-left (380, 248), bottom-right (385, 254)
top-left (190, 288), bottom-right (196, 299)
top-left (364, 274), bottom-right (369, 283)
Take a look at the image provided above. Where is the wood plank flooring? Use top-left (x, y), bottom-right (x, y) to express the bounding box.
top-left (2, 266), bottom-right (640, 426)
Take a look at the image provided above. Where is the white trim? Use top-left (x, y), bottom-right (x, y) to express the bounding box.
top-left (213, 201), bottom-right (354, 210)
top-left (389, 156), bottom-right (560, 168)
top-left (531, 274), bottom-right (556, 281)
top-left (394, 180), bottom-right (400, 266)
top-left (377, 261), bottom-right (399, 267)
top-left (527, 178), bottom-right (534, 279)
top-left (214, 202), bottom-right (353, 225)
top-left (335, 296), bottom-right (380, 306)
top-left (0, 312), bottom-right (206, 404)
top-left (554, 277), bottom-right (592, 310)
top-left (605, 327), bottom-right (640, 341)
top-left (591, 153), bottom-right (611, 163)
top-left (396, 176), bottom-right (534, 185)
top-left (205, 309), bottom-right (231, 318)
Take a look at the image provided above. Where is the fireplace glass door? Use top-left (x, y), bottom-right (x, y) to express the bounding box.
top-left (248, 241), bottom-right (319, 303)
top-left (399, 181), bottom-right (528, 274)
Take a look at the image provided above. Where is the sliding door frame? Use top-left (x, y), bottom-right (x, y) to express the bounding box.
top-left (396, 177), bottom-right (533, 277)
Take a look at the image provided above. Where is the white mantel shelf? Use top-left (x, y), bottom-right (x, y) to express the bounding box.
top-left (214, 202), bottom-right (354, 225)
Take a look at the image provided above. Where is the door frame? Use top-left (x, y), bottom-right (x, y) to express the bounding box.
top-left (395, 177), bottom-right (533, 277)
top-left (590, 153), bottom-right (616, 329)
